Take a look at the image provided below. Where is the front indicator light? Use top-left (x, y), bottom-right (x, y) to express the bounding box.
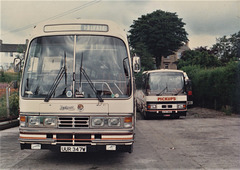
top-left (20, 116), bottom-right (26, 127)
top-left (124, 117), bottom-right (132, 128)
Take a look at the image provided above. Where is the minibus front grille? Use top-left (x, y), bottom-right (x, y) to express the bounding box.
top-left (58, 117), bottom-right (89, 128)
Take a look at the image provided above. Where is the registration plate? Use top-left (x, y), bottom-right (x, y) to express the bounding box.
top-left (60, 146), bottom-right (87, 152)
top-left (162, 111), bottom-right (172, 113)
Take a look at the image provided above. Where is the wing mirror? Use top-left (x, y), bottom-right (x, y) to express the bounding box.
top-left (132, 55), bottom-right (141, 73)
top-left (13, 58), bottom-right (22, 72)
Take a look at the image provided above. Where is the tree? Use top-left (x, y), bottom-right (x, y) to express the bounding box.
top-left (129, 10), bottom-right (188, 69)
top-left (211, 31), bottom-right (240, 64)
top-left (131, 42), bottom-right (155, 71)
top-left (178, 47), bottom-right (222, 69)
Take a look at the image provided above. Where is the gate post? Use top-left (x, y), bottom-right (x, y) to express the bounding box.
top-left (6, 86), bottom-right (10, 118)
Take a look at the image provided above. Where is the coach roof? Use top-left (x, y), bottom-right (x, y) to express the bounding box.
top-left (30, 19), bottom-right (127, 40)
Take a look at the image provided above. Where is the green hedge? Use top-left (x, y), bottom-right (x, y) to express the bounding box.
top-left (0, 71), bottom-right (20, 119)
top-left (0, 71), bottom-right (20, 83)
top-left (0, 92), bottom-right (19, 119)
top-left (182, 62), bottom-right (240, 114)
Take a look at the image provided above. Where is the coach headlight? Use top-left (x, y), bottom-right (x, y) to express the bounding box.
top-left (27, 116), bottom-right (57, 127)
top-left (91, 117), bottom-right (132, 128)
top-left (108, 118), bottom-right (120, 127)
top-left (28, 116), bottom-right (41, 127)
top-left (92, 118), bottom-right (104, 127)
top-left (43, 117), bottom-right (57, 127)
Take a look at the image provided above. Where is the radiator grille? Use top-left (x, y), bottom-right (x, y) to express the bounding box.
top-left (58, 117), bottom-right (89, 128)
top-left (56, 134), bottom-right (92, 144)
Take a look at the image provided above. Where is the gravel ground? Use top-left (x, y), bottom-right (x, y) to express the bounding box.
top-left (137, 107), bottom-right (240, 120)
top-left (187, 107), bottom-right (239, 118)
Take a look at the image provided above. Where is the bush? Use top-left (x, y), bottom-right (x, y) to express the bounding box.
top-left (182, 61), bottom-right (239, 114)
top-left (9, 92), bottom-right (19, 117)
top-left (0, 71), bottom-right (20, 119)
top-left (0, 92), bottom-right (19, 119)
top-left (0, 96), bottom-right (7, 118)
top-left (0, 71), bottom-right (20, 83)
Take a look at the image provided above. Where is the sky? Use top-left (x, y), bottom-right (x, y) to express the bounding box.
top-left (0, 0), bottom-right (240, 49)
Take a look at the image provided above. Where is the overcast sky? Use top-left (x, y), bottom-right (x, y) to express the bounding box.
top-left (0, 0), bottom-right (239, 49)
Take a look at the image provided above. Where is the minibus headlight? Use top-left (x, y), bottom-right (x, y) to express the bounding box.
top-left (28, 116), bottom-right (41, 127)
top-left (177, 104), bottom-right (186, 109)
top-left (147, 104), bottom-right (157, 109)
top-left (108, 118), bottom-right (120, 127)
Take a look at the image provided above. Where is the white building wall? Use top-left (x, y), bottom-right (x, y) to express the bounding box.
top-left (0, 52), bottom-right (23, 70)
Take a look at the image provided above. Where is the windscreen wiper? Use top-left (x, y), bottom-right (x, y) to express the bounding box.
top-left (64, 51), bottom-right (67, 86)
top-left (156, 84), bottom-right (168, 96)
top-left (174, 88), bottom-right (183, 95)
top-left (80, 68), bottom-right (104, 102)
top-left (44, 66), bottom-right (65, 102)
top-left (78, 53), bottom-right (84, 96)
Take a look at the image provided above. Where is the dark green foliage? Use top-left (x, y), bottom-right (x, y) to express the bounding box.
top-left (0, 71), bottom-right (6, 82)
top-left (0, 92), bottom-right (19, 118)
top-left (211, 31), bottom-right (240, 64)
top-left (129, 10), bottom-right (188, 68)
top-left (0, 71), bottom-right (20, 83)
top-left (134, 71), bottom-right (143, 90)
top-left (182, 62), bottom-right (240, 114)
top-left (0, 96), bottom-right (7, 118)
top-left (9, 92), bottom-right (19, 117)
top-left (0, 72), bottom-right (20, 118)
top-left (131, 42), bottom-right (155, 71)
top-left (178, 47), bottom-right (222, 69)
top-left (178, 31), bottom-right (240, 114)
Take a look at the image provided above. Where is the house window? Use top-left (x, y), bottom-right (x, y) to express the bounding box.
top-left (164, 64), bottom-right (169, 69)
top-left (177, 52), bottom-right (181, 59)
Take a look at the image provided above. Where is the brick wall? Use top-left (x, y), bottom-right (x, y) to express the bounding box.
top-left (0, 83), bottom-right (18, 97)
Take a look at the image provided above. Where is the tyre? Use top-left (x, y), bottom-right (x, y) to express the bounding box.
top-left (143, 111), bottom-right (151, 120)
